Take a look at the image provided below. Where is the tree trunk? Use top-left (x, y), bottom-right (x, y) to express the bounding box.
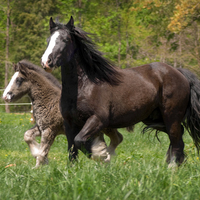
top-left (116, 0), bottom-right (121, 68)
top-left (126, 28), bottom-right (130, 68)
top-left (5, 0), bottom-right (10, 113)
top-left (179, 33), bottom-right (182, 68)
top-left (78, 0), bottom-right (82, 27)
top-left (194, 22), bottom-right (200, 67)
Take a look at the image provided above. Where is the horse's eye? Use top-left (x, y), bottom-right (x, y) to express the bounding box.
top-left (16, 77), bottom-right (24, 86)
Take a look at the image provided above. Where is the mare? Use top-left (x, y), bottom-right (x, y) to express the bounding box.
top-left (41, 16), bottom-right (200, 166)
top-left (3, 60), bottom-right (123, 167)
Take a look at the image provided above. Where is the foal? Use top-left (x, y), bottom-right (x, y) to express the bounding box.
top-left (3, 60), bottom-right (123, 167)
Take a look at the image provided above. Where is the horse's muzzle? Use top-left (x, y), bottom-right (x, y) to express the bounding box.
top-left (41, 61), bottom-right (53, 73)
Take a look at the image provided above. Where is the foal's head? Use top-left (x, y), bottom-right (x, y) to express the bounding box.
top-left (3, 62), bottom-right (31, 102)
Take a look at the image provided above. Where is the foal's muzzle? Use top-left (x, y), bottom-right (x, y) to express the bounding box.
top-left (3, 92), bottom-right (13, 102)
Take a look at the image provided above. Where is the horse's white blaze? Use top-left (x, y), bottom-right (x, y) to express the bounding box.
top-left (41, 31), bottom-right (60, 65)
top-left (91, 136), bottom-right (111, 163)
top-left (3, 72), bottom-right (19, 99)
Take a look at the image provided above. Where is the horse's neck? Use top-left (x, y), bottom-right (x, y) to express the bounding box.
top-left (60, 58), bottom-right (84, 109)
top-left (61, 62), bottom-right (78, 95)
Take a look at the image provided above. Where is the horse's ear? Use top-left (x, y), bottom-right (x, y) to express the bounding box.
top-left (49, 17), bottom-right (56, 31)
top-left (66, 16), bottom-right (74, 30)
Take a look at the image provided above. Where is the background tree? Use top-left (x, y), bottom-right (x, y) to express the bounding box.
top-left (0, 0), bottom-right (200, 94)
top-left (168, 0), bottom-right (200, 74)
top-left (0, 1), bottom-right (8, 88)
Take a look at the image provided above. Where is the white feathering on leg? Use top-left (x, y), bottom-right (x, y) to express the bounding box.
top-left (91, 136), bottom-right (111, 162)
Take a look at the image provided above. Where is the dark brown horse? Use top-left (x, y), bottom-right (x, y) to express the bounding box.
top-left (41, 16), bottom-right (200, 167)
top-left (3, 60), bottom-right (123, 167)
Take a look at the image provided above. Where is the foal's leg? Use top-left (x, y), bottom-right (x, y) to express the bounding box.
top-left (35, 128), bottom-right (56, 167)
top-left (24, 125), bottom-right (41, 158)
top-left (103, 128), bottom-right (123, 156)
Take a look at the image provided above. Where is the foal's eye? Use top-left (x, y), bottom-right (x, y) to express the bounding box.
top-left (16, 77), bottom-right (24, 86)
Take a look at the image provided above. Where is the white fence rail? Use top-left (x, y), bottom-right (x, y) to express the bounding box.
top-left (0, 88), bottom-right (34, 123)
top-left (0, 103), bottom-right (32, 105)
top-left (0, 89), bottom-right (31, 106)
top-left (0, 88), bottom-right (32, 111)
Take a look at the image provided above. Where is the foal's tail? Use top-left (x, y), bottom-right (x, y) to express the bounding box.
top-left (178, 68), bottom-right (200, 152)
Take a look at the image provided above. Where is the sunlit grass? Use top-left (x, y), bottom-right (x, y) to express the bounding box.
top-left (0, 112), bottom-right (200, 199)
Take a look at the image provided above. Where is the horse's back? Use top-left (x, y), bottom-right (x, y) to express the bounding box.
top-left (133, 62), bottom-right (190, 120)
top-left (131, 62), bottom-right (190, 109)
top-left (127, 62), bottom-right (190, 95)
top-left (107, 62), bottom-right (190, 127)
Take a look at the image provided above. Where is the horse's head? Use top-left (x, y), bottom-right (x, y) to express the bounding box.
top-left (3, 62), bottom-right (30, 102)
top-left (41, 16), bottom-right (76, 72)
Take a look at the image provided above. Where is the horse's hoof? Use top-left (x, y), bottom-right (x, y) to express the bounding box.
top-left (168, 161), bottom-right (178, 170)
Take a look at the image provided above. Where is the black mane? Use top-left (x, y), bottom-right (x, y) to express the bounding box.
top-left (72, 27), bottom-right (122, 85)
top-left (55, 21), bottom-right (122, 85)
top-left (18, 60), bottom-right (61, 89)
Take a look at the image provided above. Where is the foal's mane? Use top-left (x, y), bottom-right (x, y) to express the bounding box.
top-left (55, 21), bottom-right (122, 85)
top-left (18, 60), bottom-right (61, 89)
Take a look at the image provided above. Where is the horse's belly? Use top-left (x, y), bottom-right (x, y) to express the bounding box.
top-left (109, 100), bottom-right (158, 128)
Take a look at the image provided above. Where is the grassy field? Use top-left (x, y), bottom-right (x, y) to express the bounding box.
top-left (0, 112), bottom-right (200, 200)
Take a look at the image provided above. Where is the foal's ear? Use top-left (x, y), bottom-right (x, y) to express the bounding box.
top-left (18, 62), bottom-right (28, 76)
top-left (49, 17), bottom-right (56, 31)
top-left (66, 16), bottom-right (74, 30)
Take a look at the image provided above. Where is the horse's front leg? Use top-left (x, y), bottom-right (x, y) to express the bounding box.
top-left (91, 132), bottom-right (111, 162)
top-left (24, 125), bottom-right (41, 158)
top-left (35, 128), bottom-right (56, 167)
top-left (64, 121), bottom-right (79, 162)
top-left (74, 115), bottom-right (109, 162)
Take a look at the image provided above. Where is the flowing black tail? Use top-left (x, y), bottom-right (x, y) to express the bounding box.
top-left (178, 68), bottom-right (200, 152)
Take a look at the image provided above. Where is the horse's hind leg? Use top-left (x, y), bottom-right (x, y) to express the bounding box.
top-left (103, 128), bottom-right (123, 156)
top-left (166, 123), bottom-right (185, 167)
top-left (24, 125), bottom-right (41, 158)
top-left (35, 128), bottom-right (56, 167)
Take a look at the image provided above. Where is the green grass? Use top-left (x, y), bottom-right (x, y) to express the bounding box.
top-left (0, 112), bottom-right (200, 199)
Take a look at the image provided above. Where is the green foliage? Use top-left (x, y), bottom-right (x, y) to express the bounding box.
top-left (0, 0), bottom-right (200, 88)
top-left (0, 1), bottom-right (7, 88)
top-left (1, 113), bottom-right (200, 199)
top-left (10, 0), bottom-right (60, 65)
